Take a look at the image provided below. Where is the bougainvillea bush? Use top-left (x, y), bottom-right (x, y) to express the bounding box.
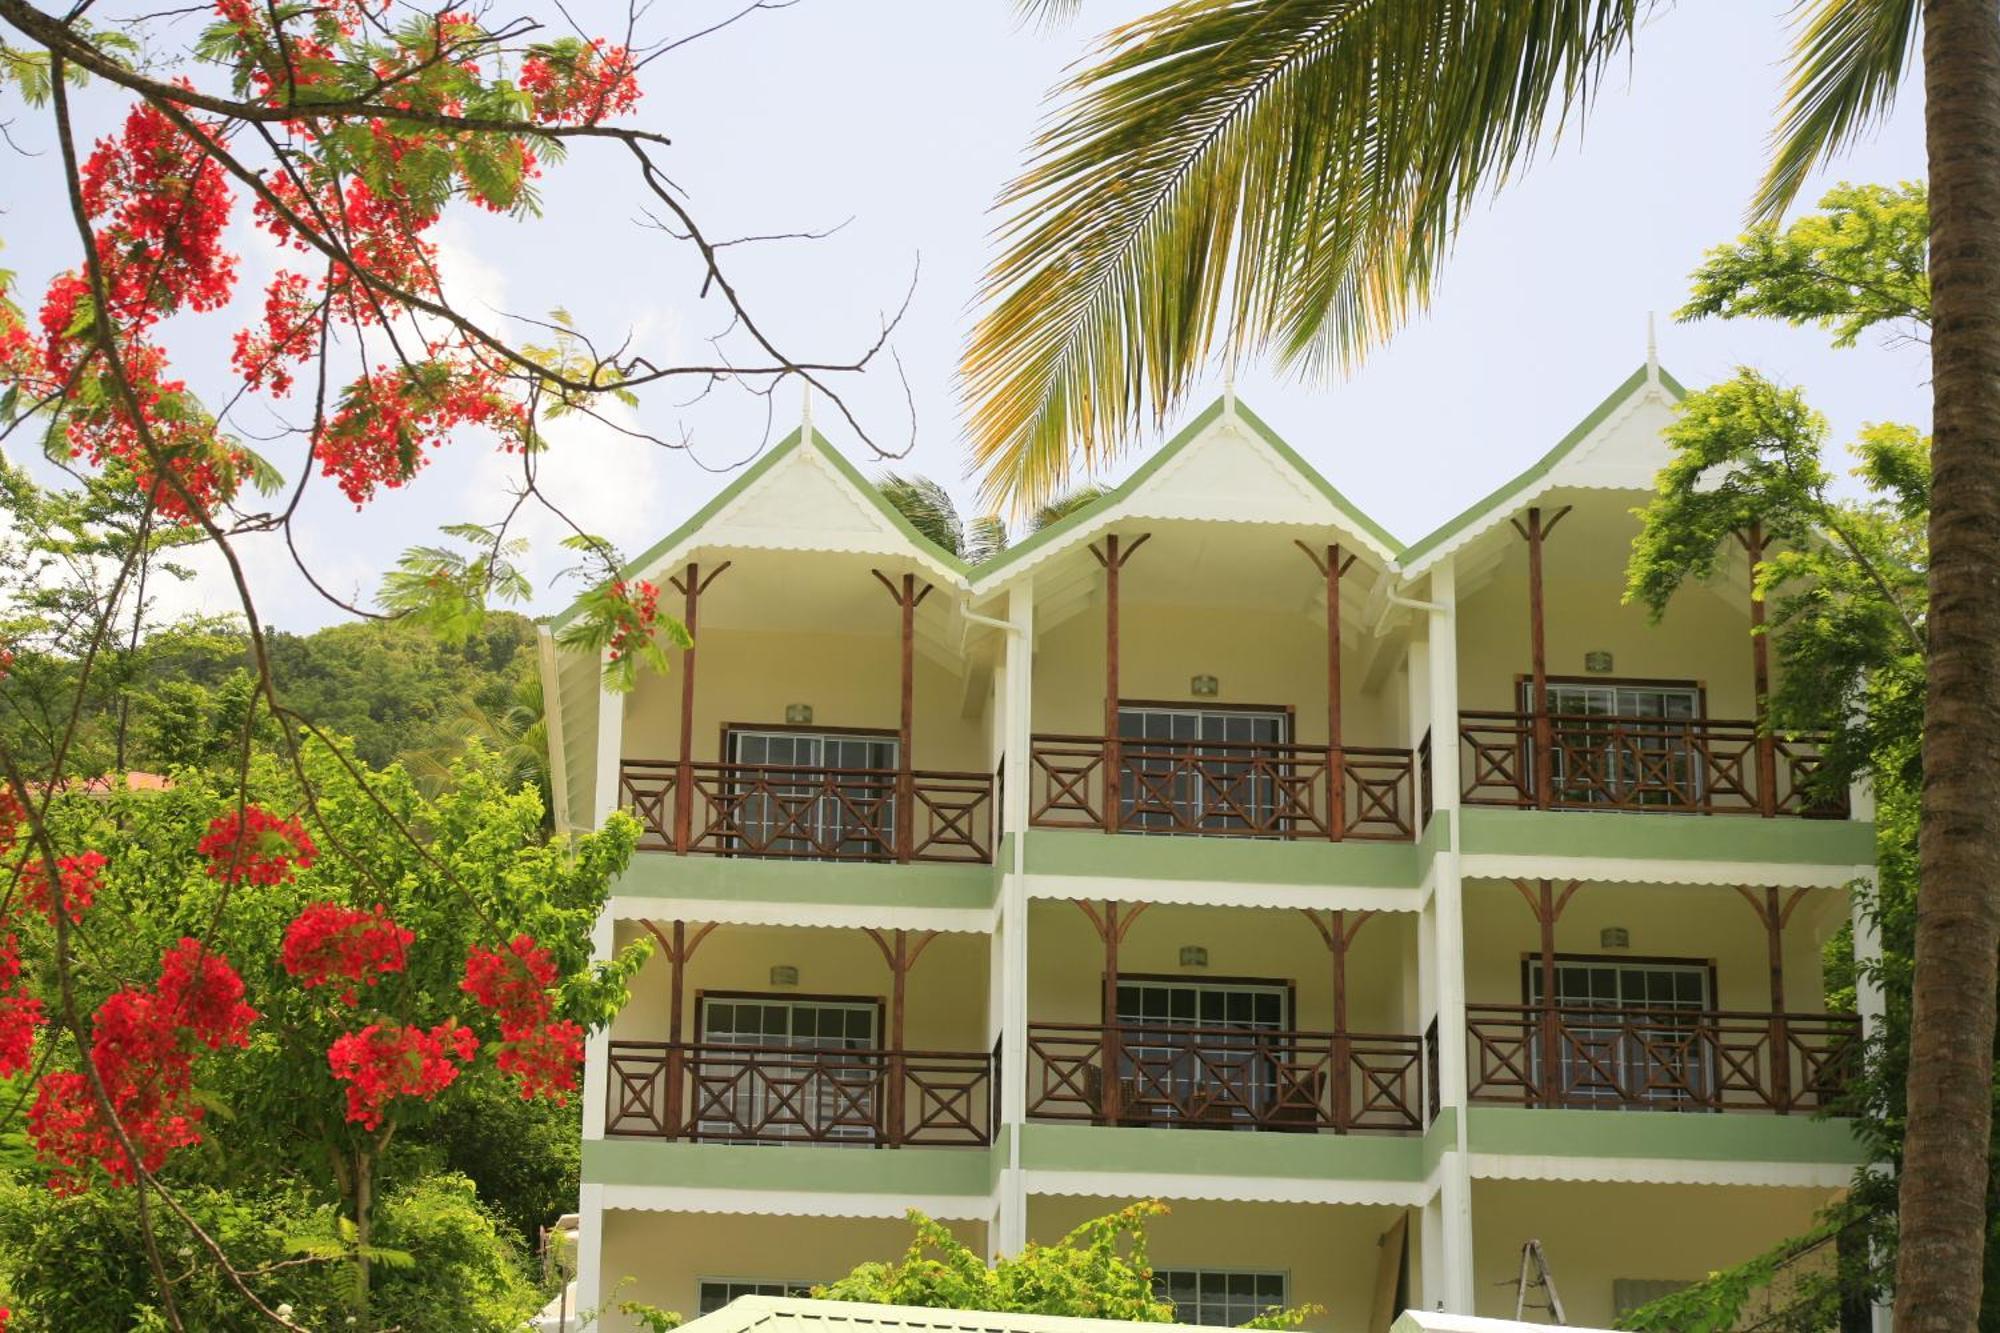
top-left (0, 740), bottom-right (643, 1326)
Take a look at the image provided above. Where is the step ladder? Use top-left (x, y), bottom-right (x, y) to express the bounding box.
top-left (1511, 1238), bottom-right (1568, 1325)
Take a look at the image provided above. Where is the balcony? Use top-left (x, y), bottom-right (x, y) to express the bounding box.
top-left (1026, 736), bottom-right (1419, 842)
top-left (604, 1040), bottom-right (996, 1146)
top-left (1465, 1004), bottom-right (1861, 1114)
top-left (618, 759), bottom-right (996, 863)
top-left (1024, 1022), bottom-right (1425, 1134)
top-left (1458, 711), bottom-right (1844, 818)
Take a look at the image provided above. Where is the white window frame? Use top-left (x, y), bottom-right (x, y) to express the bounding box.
top-left (1151, 1268), bottom-right (1290, 1326)
top-left (696, 995), bottom-right (882, 1141)
top-left (1116, 704), bottom-right (1291, 833)
top-left (1527, 957), bottom-right (1714, 1109)
top-left (696, 1279), bottom-right (818, 1315)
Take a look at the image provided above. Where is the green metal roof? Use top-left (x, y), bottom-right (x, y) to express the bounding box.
top-left (546, 425), bottom-right (968, 631)
top-left (1395, 364), bottom-right (1688, 569)
top-left (966, 395), bottom-right (1402, 588)
top-left (549, 366), bottom-right (1685, 631)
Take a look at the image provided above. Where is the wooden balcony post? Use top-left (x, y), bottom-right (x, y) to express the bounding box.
top-left (1304, 908), bottom-right (1374, 1132)
top-left (1512, 508), bottom-right (1569, 809)
top-left (1742, 523), bottom-right (1779, 817)
top-left (1297, 543), bottom-right (1358, 840)
top-left (666, 562), bottom-right (731, 853)
top-left (640, 920), bottom-right (715, 1137)
top-left (1737, 886), bottom-right (1808, 1111)
top-left (867, 928), bottom-right (938, 1146)
top-left (1513, 880), bottom-right (1579, 1105)
top-left (1076, 900), bottom-right (1143, 1123)
top-left (872, 571), bottom-right (932, 862)
top-left (1090, 535), bottom-right (1150, 835)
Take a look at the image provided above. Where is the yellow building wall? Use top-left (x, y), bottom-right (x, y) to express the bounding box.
top-left (1031, 602), bottom-right (1408, 752)
top-left (1459, 881), bottom-right (1838, 1014)
top-left (610, 922), bottom-right (991, 1053)
top-left (597, 1211), bottom-right (983, 1333)
top-left (622, 626), bottom-right (994, 774)
top-left (1028, 1196), bottom-right (1410, 1333)
top-left (1027, 901), bottom-right (1418, 1036)
top-left (1453, 504), bottom-right (1762, 719)
top-left (1470, 1180), bottom-right (1837, 1328)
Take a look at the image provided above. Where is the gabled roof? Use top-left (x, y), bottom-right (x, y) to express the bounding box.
top-left (548, 427), bottom-right (967, 631)
top-left (969, 395), bottom-right (1402, 593)
top-left (676, 1297), bottom-right (1217, 1333)
top-left (1396, 364), bottom-right (1688, 574)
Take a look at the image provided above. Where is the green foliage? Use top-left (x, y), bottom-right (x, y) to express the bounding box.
top-left (1626, 368), bottom-right (1927, 795)
top-left (378, 523), bottom-right (534, 647)
top-left (962, 0), bottom-right (1920, 509)
top-left (1681, 182), bottom-right (1929, 348)
top-left (408, 1075), bottom-right (582, 1246)
top-left (366, 1174), bottom-right (545, 1333)
top-left (875, 473), bottom-right (1010, 564)
top-left (815, 1203), bottom-right (1319, 1328)
top-left (1618, 1215), bottom-right (1867, 1332)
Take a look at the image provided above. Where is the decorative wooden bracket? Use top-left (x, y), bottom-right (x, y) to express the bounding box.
top-left (667, 561), bottom-right (732, 600)
top-left (1508, 506), bottom-right (1573, 544)
top-left (1087, 533), bottom-right (1152, 570)
top-left (1511, 878), bottom-right (1583, 926)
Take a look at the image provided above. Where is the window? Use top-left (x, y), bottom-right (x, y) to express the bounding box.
top-left (1526, 959), bottom-right (1713, 1108)
top-left (697, 1280), bottom-right (816, 1314)
top-left (1114, 979), bottom-right (1290, 1125)
top-left (1117, 705), bottom-right (1291, 833)
top-left (1152, 1269), bottom-right (1289, 1326)
top-left (1519, 680), bottom-right (1704, 807)
top-left (696, 996), bottom-right (881, 1140)
top-left (726, 728), bottom-right (898, 856)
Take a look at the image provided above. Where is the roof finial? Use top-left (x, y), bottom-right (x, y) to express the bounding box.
top-left (1222, 335), bottom-right (1239, 416)
top-left (1645, 311), bottom-right (1660, 388)
top-left (799, 379), bottom-right (813, 442)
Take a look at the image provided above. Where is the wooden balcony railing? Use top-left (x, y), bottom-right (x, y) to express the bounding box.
top-left (1024, 1021), bottom-right (1424, 1134)
top-left (1027, 735), bottom-right (1417, 842)
top-left (605, 1040), bottom-right (994, 1146)
top-left (619, 760), bottom-right (994, 863)
top-left (1465, 1004), bottom-right (1862, 1114)
top-left (1457, 712), bottom-right (1846, 817)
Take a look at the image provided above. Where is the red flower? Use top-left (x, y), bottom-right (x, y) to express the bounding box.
top-left (603, 579), bottom-right (661, 664)
top-left (464, 935), bottom-right (584, 1100)
top-left (495, 1018), bottom-right (584, 1102)
top-left (0, 936), bottom-right (43, 1079)
top-left (19, 850), bottom-right (106, 926)
top-left (197, 805), bottom-right (316, 886)
top-left (327, 1021), bottom-right (477, 1130)
top-left (27, 939), bottom-right (254, 1193)
top-left (519, 40), bottom-right (641, 126)
top-left (282, 903), bottom-right (413, 1004)
top-left (462, 934), bottom-right (557, 1032)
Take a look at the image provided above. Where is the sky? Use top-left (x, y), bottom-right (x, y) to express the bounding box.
top-left (0, 2), bottom-right (1933, 633)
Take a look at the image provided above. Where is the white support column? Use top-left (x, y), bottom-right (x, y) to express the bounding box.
top-left (593, 651), bottom-right (624, 829)
top-left (1418, 1188), bottom-right (1447, 1313)
top-left (582, 910), bottom-right (614, 1144)
top-left (1418, 559), bottom-right (1474, 1313)
top-left (995, 582), bottom-right (1035, 1255)
top-left (575, 1181), bottom-right (605, 1324)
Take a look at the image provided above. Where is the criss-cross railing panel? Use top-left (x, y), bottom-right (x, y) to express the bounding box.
top-left (604, 1041), bottom-right (993, 1146)
top-left (1456, 712), bottom-right (1844, 817)
top-left (620, 760), bottom-right (993, 863)
top-left (1027, 736), bottom-right (1416, 843)
top-left (1465, 1004), bottom-right (1860, 1113)
top-left (1023, 1022), bottom-right (1423, 1134)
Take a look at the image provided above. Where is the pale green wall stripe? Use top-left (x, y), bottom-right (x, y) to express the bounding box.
top-left (1022, 829), bottom-right (1421, 888)
top-left (1019, 1122), bottom-right (1425, 1181)
top-left (616, 852), bottom-right (998, 910)
top-left (1465, 1106), bottom-right (1868, 1164)
top-left (1458, 808), bottom-right (1875, 867)
top-left (584, 1139), bottom-right (997, 1194)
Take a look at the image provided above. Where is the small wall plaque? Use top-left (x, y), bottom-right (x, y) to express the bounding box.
top-left (770, 965), bottom-right (800, 986)
top-left (1584, 651), bottom-right (1615, 674)
top-left (1190, 674), bottom-right (1220, 698)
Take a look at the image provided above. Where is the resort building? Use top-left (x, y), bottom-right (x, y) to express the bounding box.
top-left (540, 362), bottom-right (1882, 1333)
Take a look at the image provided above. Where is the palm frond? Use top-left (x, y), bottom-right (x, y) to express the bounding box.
top-left (1028, 483), bottom-right (1114, 532)
top-left (876, 471), bottom-right (966, 556)
top-left (1755, 0), bottom-right (1920, 222)
top-left (963, 0), bottom-right (1651, 512)
top-left (964, 514), bottom-right (1012, 565)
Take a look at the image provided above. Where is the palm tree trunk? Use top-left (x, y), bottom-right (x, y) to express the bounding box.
top-left (1897, 2), bottom-right (2000, 1327)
